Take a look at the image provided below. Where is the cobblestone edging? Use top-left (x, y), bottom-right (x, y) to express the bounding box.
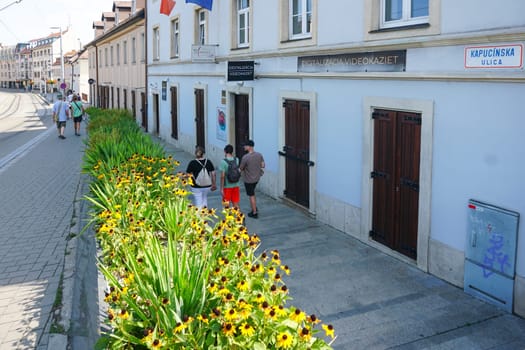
top-left (47, 178), bottom-right (83, 350)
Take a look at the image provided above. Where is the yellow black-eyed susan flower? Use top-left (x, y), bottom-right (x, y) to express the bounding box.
top-left (237, 280), bottom-right (249, 291)
top-left (239, 322), bottom-right (255, 337)
top-left (197, 313), bottom-right (209, 324)
top-left (308, 314), bottom-right (321, 324)
top-left (276, 305), bottom-right (287, 317)
top-left (276, 331), bottom-right (293, 348)
top-left (222, 322), bottom-right (235, 337)
top-left (274, 273), bottom-right (282, 282)
top-left (290, 308), bottom-right (306, 323)
top-left (211, 308), bottom-right (221, 318)
top-left (255, 293), bottom-right (265, 304)
top-left (322, 324), bottom-right (335, 339)
top-left (281, 265), bottom-right (291, 275)
top-left (174, 322), bottom-right (187, 333)
top-left (118, 309), bottom-right (129, 320)
top-left (225, 308), bottom-right (238, 321)
top-left (299, 326), bottom-right (312, 341)
top-left (151, 339), bottom-right (162, 348)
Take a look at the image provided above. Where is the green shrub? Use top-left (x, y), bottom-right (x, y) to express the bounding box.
top-left (84, 109), bottom-right (336, 349)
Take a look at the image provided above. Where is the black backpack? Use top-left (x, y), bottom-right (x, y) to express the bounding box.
top-left (225, 158), bottom-right (241, 183)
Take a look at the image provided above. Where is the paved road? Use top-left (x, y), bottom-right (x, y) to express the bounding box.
top-left (0, 91), bottom-right (86, 349)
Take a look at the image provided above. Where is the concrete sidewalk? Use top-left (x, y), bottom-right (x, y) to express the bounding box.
top-left (158, 139), bottom-right (525, 350)
top-left (0, 92), bottom-right (86, 350)
top-left (68, 136), bottom-right (525, 349)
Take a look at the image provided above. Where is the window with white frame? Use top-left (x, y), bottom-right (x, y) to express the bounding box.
top-left (116, 43), bottom-right (120, 65)
top-left (141, 33), bottom-right (145, 62)
top-left (237, 0), bottom-right (250, 47)
top-left (110, 46), bottom-right (114, 66)
top-left (123, 40), bottom-right (128, 64)
top-left (104, 47), bottom-right (108, 66)
top-left (153, 27), bottom-right (160, 60)
top-left (132, 37), bottom-right (136, 63)
top-left (198, 10), bottom-right (206, 45)
top-left (170, 18), bottom-right (180, 58)
top-left (381, 0), bottom-right (428, 28)
top-left (290, 0), bottom-right (312, 39)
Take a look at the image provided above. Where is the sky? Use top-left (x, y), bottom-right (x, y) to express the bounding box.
top-left (0, 0), bottom-right (114, 46)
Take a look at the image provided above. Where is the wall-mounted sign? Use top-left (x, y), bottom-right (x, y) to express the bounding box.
top-left (191, 45), bottom-right (216, 63)
top-left (161, 81), bottom-right (167, 101)
top-left (227, 61), bottom-right (254, 81)
top-left (298, 50), bottom-right (406, 73)
top-left (465, 44), bottom-right (523, 69)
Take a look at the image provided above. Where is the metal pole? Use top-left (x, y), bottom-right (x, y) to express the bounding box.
top-left (59, 28), bottom-right (64, 95)
top-left (50, 26), bottom-right (65, 96)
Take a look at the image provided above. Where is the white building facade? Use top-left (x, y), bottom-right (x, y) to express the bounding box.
top-left (86, 1), bottom-right (146, 118)
top-left (146, 0), bottom-right (525, 317)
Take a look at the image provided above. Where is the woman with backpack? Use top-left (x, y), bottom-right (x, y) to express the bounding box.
top-left (70, 94), bottom-right (85, 136)
top-left (186, 146), bottom-right (217, 208)
top-left (219, 144), bottom-right (241, 209)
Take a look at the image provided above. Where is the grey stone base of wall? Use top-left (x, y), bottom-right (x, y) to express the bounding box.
top-left (314, 191), bottom-right (525, 319)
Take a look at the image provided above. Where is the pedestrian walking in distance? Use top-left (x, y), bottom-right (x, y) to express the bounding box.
top-left (186, 146), bottom-right (217, 208)
top-left (70, 95), bottom-right (85, 136)
top-left (239, 140), bottom-right (265, 218)
top-left (52, 94), bottom-right (70, 139)
top-left (220, 144), bottom-right (241, 209)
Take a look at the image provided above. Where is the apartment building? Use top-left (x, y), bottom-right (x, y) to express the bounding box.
top-left (0, 44), bottom-right (16, 88)
top-left (146, 0), bottom-right (525, 317)
top-left (85, 0), bottom-right (146, 121)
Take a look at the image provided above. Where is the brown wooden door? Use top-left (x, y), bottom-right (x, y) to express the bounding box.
top-left (117, 88), bottom-right (120, 109)
top-left (141, 92), bottom-right (147, 131)
top-left (170, 86), bottom-right (178, 139)
top-left (234, 94), bottom-right (249, 159)
top-left (104, 86), bottom-right (109, 109)
top-left (195, 89), bottom-right (205, 148)
top-left (131, 90), bottom-right (136, 118)
top-left (153, 93), bottom-right (160, 135)
top-left (371, 109), bottom-right (421, 259)
top-left (282, 100), bottom-right (311, 208)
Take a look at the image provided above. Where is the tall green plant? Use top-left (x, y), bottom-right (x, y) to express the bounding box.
top-left (85, 108), bottom-right (336, 349)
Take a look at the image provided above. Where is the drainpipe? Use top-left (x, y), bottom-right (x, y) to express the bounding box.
top-left (95, 43), bottom-right (99, 107)
top-left (144, 3), bottom-right (148, 131)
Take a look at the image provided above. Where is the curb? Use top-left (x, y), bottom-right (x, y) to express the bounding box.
top-left (48, 178), bottom-right (84, 350)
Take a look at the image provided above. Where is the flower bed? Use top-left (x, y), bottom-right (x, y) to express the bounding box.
top-left (83, 108), bottom-right (335, 349)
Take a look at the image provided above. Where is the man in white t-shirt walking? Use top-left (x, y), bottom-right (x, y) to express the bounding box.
top-left (52, 94), bottom-right (70, 139)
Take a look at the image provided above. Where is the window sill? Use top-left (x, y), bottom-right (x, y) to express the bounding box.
top-left (369, 23), bottom-right (430, 34)
top-left (231, 46), bottom-right (250, 51)
top-left (280, 36), bottom-right (313, 44)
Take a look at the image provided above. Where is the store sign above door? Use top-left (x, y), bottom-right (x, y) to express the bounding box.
top-left (464, 44), bottom-right (523, 69)
top-left (298, 50), bottom-right (406, 73)
top-left (227, 61), bottom-right (254, 81)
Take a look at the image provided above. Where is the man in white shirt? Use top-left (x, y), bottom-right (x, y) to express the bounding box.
top-left (52, 94), bottom-right (70, 139)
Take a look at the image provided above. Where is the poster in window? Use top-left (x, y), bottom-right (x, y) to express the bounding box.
top-left (217, 107), bottom-right (227, 141)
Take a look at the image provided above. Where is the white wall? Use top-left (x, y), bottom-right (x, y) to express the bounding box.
top-left (441, 1), bottom-right (525, 34)
top-left (145, 0), bottom-right (525, 313)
